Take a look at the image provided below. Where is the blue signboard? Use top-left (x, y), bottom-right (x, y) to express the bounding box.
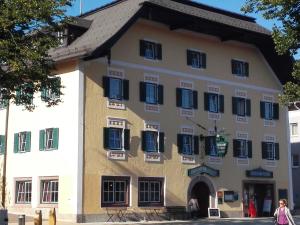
top-left (246, 167), bottom-right (273, 178)
top-left (188, 165), bottom-right (220, 177)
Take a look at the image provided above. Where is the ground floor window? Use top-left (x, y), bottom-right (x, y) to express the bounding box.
top-left (101, 176), bottom-right (130, 207)
top-left (138, 177), bottom-right (164, 206)
top-left (41, 179), bottom-right (59, 204)
top-left (16, 180), bottom-right (32, 204)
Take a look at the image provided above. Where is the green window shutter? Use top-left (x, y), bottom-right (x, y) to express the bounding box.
top-left (275, 143), bottom-right (280, 160)
top-left (39, 130), bottom-right (45, 151)
top-left (177, 134), bottom-right (183, 154)
top-left (139, 82), bottom-right (146, 102)
top-left (204, 92), bottom-right (209, 111)
top-left (193, 91), bottom-right (198, 109)
top-left (25, 132), bottom-right (31, 152)
top-left (201, 53), bottom-right (206, 68)
top-left (14, 133), bottom-right (19, 153)
top-left (176, 88), bottom-right (182, 107)
top-left (53, 128), bottom-right (59, 150)
top-left (232, 97), bottom-right (237, 115)
top-left (260, 101), bottom-right (265, 118)
top-left (16, 90), bottom-right (21, 105)
top-left (103, 127), bottom-right (110, 149)
top-left (193, 136), bottom-right (199, 155)
top-left (159, 132), bottom-right (164, 153)
top-left (233, 139), bottom-right (239, 157)
top-left (247, 141), bottom-right (252, 158)
top-left (124, 129), bottom-right (130, 151)
top-left (123, 79), bottom-right (129, 101)
top-left (187, 50), bottom-right (192, 66)
top-left (102, 76), bottom-right (110, 97)
top-left (0, 135), bottom-right (5, 154)
top-left (219, 95), bottom-right (224, 113)
top-left (246, 99), bottom-right (251, 117)
top-left (273, 103), bottom-right (279, 120)
top-left (158, 85), bottom-right (164, 105)
top-left (41, 87), bottom-right (47, 101)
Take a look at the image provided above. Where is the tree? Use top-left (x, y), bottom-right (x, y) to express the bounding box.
top-left (0, 0), bottom-right (72, 110)
top-left (242, 0), bottom-right (300, 105)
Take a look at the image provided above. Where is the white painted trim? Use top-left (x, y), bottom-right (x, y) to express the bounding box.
top-left (286, 107), bottom-right (294, 209)
top-left (100, 59), bottom-right (281, 94)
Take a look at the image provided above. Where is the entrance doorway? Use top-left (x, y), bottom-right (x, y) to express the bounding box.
top-left (243, 182), bottom-right (274, 217)
top-left (191, 182), bottom-right (210, 217)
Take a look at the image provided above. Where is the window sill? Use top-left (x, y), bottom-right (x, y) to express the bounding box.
top-left (38, 203), bottom-right (58, 208)
top-left (14, 203), bottom-right (32, 208)
top-left (292, 166), bottom-right (299, 169)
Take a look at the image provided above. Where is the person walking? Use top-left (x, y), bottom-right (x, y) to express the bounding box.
top-left (189, 195), bottom-right (199, 219)
top-left (274, 199), bottom-right (296, 225)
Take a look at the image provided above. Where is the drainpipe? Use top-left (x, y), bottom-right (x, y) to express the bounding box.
top-left (1, 102), bottom-right (9, 208)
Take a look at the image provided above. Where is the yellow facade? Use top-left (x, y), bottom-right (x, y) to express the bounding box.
top-left (82, 19), bottom-right (289, 220)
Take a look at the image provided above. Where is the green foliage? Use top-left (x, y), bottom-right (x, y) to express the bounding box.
top-left (0, 0), bottom-right (72, 110)
top-left (242, 0), bottom-right (300, 105)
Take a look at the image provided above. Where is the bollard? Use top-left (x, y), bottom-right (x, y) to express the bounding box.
top-left (18, 214), bottom-right (25, 225)
top-left (49, 208), bottom-right (56, 225)
top-left (0, 209), bottom-right (8, 225)
top-left (34, 210), bottom-right (42, 225)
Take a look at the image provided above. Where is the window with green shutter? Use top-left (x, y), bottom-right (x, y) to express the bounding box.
top-left (41, 77), bottom-right (61, 101)
top-left (14, 132), bottom-right (31, 153)
top-left (0, 135), bottom-right (5, 154)
top-left (40, 128), bottom-right (59, 151)
top-left (0, 93), bottom-right (8, 110)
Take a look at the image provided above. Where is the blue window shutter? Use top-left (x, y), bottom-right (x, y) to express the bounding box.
top-left (177, 134), bottom-right (183, 154)
top-left (14, 133), bottom-right (19, 153)
top-left (193, 136), bottom-right (199, 155)
top-left (158, 85), bottom-right (164, 105)
top-left (247, 141), bottom-right (252, 158)
top-left (219, 95), bottom-right (224, 113)
top-left (233, 139), bottom-right (239, 157)
top-left (176, 88), bottom-right (182, 107)
top-left (193, 90), bottom-right (198, 109)
top-left (139, 82), bottom-right (146, 102)
top-left (123, 79), bottom-right (129, 100)
top-left (124, 129), bottom-right (130, 151)
top-left (232, 97), bottom-right (237, 115)
top-left (159, 132), bottom-right (164, 153)
top-left (103, 76), bottom-right (110, 97)
top-left (155, 43), bottom-right (162, 60)
top-left (261, 142), bottom-right (267, 159)
top-left (141, 131), bottom-right (147, 151)
top-left (140, 40), bottom-right (146, 57)
top-left (260, 101), bottom-right (265, 118)
top-left (246, 99), bottom-right (251, 117)
top-left (275, 143), bottom-right (279, 160)
top-left (39, 130), bottom-right (45, 151)
top-left (273, 103), bottom-right (279, 120)
top-left (201, 53), bottom-right (206, 68)
top-left (204, 136), bottom-right (211, 155)
top-left (25, 132), bottom-right (31, 152)
top-left (231, 60), bottom-right (236, 74)
top-left (187, 50), bottom-right (192, 66)
top-left (53, 128), bottom-right (59, 150)
top-left (103, 127), bottom-right (110, 149)
top-left (204, 92), bottom-right (209, 111)
top-left (245, 62), bottom-right (249, 77)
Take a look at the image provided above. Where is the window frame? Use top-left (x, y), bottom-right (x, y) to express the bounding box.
top-left (237, 139), bottom-right (248, 158)
top-left (16, 180), bottom-right (32, 204)
top-left (138, 177), bottom-right (164, 207)
top-left (181, 89), bottom-right (193, 109)
top-left (232, 59), bottom-right (249, 77)
top-left (40, 179), bottom-right (59, 204)
top-left (18, 132), bottom-right (27, 153)
top-left (208, 94), bottom-right (219, 113)
top-left (145, 131), bottom-right (159, 152)
top-left (290, 123), bottom-right (298, 136)
top-left (101, 176), bottom-right (130, 207)
top-left (264, 102), bottom-right (273, 120)
top-left (108, 128), bottom-right (123, 150)
top-left (145, 83), bottom-right (158, 105)
top-left (181, 134), bottom-right (193, 155)
top-left (292, 154), bottom-right (299, 168)
top-left (109, 77), bottom-right (123, 100)
top-left (266, 142), bottom-right (275, 160)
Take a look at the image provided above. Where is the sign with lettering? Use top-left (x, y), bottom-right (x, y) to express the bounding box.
top-left (107, 151), bottom-right (126, 160)
top-left (145, 153), bottom-right (161, 162)
top-left (187, 165), bottom-right (219, 177)
top-left (246, 167), bottom-right (273, 178)
top-left (216, 135), bottom-right (228, 157)
top-left (181, 155), bottom-right (195, 164)
top-left (208, 208), bottom-right (220, 218)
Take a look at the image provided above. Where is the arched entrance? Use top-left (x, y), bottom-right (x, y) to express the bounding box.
top-left (187, 176), bottom-right (216, 218)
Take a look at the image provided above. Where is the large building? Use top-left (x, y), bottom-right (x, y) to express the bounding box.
top-left (289, 107), bottom-right (300, 209)
top-left (0, 0), bottom-right (294, 222)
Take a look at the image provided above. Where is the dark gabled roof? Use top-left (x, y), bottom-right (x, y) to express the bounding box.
top-left (50, 0), bottom-right (293, 84)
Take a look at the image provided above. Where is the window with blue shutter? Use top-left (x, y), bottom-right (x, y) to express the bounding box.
top-left (260, 101), bottom-right (279, 120)
top-left (102, 76), bottom-right (129, 101)
top-left (140, 82), bottom-right (163, 105)
top-left (231, 59), bottom-right (249, 77)
top-left (140, 40), bottom-right (162, 60)
top-left (176, 88), bottom-right (197, 109)
top-left (0, 135), bottom-right (5, 154)
top-left (232, 97), bottom-right (251, 117)
top-left (187, 50), bottom-right (206, 69)
top-left (204, 136), bottom-right (217, 156)
top-left (103, 127), bottom-right (130, 151)
top-left (177, 134), bottom-right (199, 155)
top-left (262, 142), bottom-right (279, 160)
top-left (204, 93), bottom-right (224, 113)
top-left (233, 139), bottom-right (252, 158)
top-left (142, 131), bottom-right (164, 153)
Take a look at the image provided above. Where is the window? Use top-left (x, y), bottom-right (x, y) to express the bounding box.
top-left (204, 93), bottom-right (224, 113)
top-left (205, 136), bottom-right (218, 156)
top-left (14, 132), bottom-right (31, 153)
top-left (177, 134), bottom-right (199, 155)
top-left (176, 88), bottom-right (198, 109)
top-left (232, 97), bottom-right (251, 117)
top-left (39, 128), bottom-right (59, 151)
top-left (187, 50), bottom-right (206, 69)
top-left (140, 40), bottom-right (162, 60)
top-left (142, 131), bottom-right (164, 153)
top-left (102, 176), bottom-right (130, 207)
top-left (16, 180), bottom-right (32, 204)
top-left (41, 77), bottom-right (61, 101)
top-left (41, 179), bottom-right (59, 204)
top-left (260, 101), bottom-right (279, 120)
top-left (233, 139), bottom-right (252, 158)
top-left (262, 142), bottom-right (279, 160)
top-left (57, 31), bottom-right (65, 46)
top-left (0, 135), bottom-right (5, 154)
top-left (231, 59), bottom-right (249, 77)
top-left (290, 123), bottom-right (298, 136)
top-left (292, 154), bottom-right (299, 167)
top-left (16, 83), bottom-right (34, 105)
top-left (138, 177), bottom-right (164, 206)
top-left (103, 76), bottom-right (129, 101)
top-left (140, 82), bottom-right (163, 105)
top-left (0, 93), bottom-right (8, 110)
top-left (103, 127), bottom-right (130, 151)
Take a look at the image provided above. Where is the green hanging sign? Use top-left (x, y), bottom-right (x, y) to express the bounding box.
top-left (216, 135), bottom-right (228, 157)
